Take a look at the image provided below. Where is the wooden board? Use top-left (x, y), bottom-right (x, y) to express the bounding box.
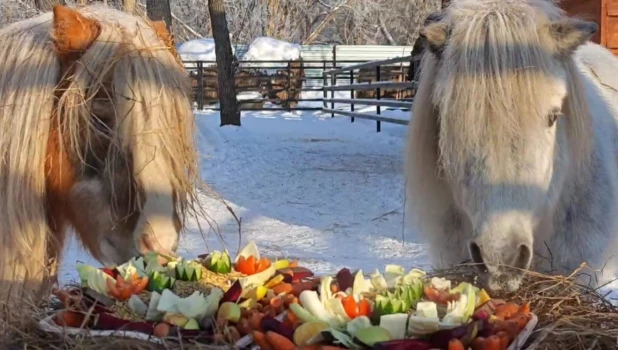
top-left (606, 16), bottom-right (618, 48)
top-left (608, 0), bottom-right (618, 16)
top-left (561, 0), bottom-right (602, 44)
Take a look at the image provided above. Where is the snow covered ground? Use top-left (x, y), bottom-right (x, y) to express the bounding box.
top-left (58, 108), bottom-right (618, 303)
top-left (59, 108), bottom-right (428, 283)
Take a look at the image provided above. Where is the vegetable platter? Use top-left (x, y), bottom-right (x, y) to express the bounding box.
top-left (41, 241), bottom-right (538, 350)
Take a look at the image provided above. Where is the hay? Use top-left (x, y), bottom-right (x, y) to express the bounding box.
top-left (4, 264), bottom-right (617, 349)
top-left (427, 263), bottom-right (618, 350)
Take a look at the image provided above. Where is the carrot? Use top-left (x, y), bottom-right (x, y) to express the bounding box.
top-left (496, 331), bottom-right (510, 350)
top-left (265, 331), bottom-right (295, 350)
top-left (470, 337), bottom-right (486, 350)
top-left (510, 312), bottom-right (532, 331)
top-left (251, 331), bottom-right (274, 350)
top-left (286, 309), bottom-right (299, 324)
top-left (249, 312), bottom-right (265, 331)
top-left (483, 335), bottom-right (501, 350)
top-left (518, 302), bottom-right (531, 314)
top-left (270, 296), bottom-right (284, 313)
top-left (297, 345), bottom-right (321, 350)
top-left (494, 303), bottom-right (518, 320)
top-left (272, 283), bottom-right (293, 295)
top-left (448, 339), bottom-right (465, 350)
top-left (289, 261), bottom-right (299, 267)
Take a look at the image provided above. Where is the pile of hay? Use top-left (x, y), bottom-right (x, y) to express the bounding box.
top-left (4, 264), bottom-right (617, 349)
top-left (428, 263), bottom-right (618, 350)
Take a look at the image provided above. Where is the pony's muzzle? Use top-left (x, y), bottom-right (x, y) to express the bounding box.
top-left (136, 233), bottom-right (179, 258)
top-left (468, 240), bottom-right (532, 292)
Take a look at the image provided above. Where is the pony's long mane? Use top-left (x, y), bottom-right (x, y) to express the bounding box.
top-left (56, 6), bottom-right (200, 242)
top-left (0, 5), bottom-right (202, 301)
top-left (408, 0), bottom-right (593, 184)
top-left (0, 13), bottom-right (59, 299)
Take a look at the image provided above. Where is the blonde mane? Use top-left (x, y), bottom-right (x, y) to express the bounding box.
top-left (0, 5), bottom-right (203, 305)
top-left (410, 0), bottom-right (593, 183)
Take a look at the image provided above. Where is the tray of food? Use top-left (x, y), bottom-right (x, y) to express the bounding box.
top-left (41, 241), bottom-right (537, 350)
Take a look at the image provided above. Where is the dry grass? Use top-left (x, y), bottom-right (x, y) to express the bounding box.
top-left (427, 263), bottom-right (618, 350)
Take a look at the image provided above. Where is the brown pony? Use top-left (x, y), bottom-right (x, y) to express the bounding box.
top-left (0, 4), bottom-right (202, 311)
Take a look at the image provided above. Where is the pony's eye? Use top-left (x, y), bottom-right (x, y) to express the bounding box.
top-left (548, 110), bottom-right (562, 127)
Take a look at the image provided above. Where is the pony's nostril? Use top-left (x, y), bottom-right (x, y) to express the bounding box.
top-left (514, 244), bottom-right (532, 270)
top-left (469, 241), bottom-right (487, 272)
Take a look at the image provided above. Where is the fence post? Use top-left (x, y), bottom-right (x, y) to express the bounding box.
top-left (330, 72), bottom-right (335, 118)
top-left (322, 61), bottom-right (327, 109)
top-left (376, 65), bottom-right (381, 133)
top-left (197, 61), bottom-right (204, 110)
top-left (287, 61), bottom-right (291, 112)
top-left (350, 69), bottom-right (355, 123)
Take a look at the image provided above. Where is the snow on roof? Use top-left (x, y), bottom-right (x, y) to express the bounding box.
top-left (177, 38), bottom-right (236, 68)
top-left (239, 37), bottom-right (302, 75)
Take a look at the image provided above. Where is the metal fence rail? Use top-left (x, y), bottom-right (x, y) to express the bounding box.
top-left (321, 55), bottom-right (420, 132)
top-left (183, 55), bottom-right (420, 132)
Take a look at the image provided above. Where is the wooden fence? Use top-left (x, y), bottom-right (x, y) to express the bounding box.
top-left (322, 55), bottom-right (421, 132)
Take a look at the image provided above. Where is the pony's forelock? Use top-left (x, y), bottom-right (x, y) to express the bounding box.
top-left (424, 0), bottom-right (592, 179)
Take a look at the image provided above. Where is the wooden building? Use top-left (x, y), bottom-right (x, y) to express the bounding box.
top-left (561, 0), bottom-right (618, 55)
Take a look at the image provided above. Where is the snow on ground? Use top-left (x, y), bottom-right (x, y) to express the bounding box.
top-left (59, 109), bottom-right (427, 284)
top-left (58, 108), bottom-right (617, 303)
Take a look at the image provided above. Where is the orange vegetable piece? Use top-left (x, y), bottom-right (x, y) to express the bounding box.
top-left (342, 296), bottom-right (358, 318)
top-left (518, 302), bottom-right (531, 314)
top-left (249, 312), bottom-right (265, 331)
top-left (510, 312), bottom-right (531, 331)
top-left (496, 331), bottom-right (510, 350)
top-left (424, 286), bottom-right (459, 304)
top-left (357, 299), bottom-right (371, 317)
top-left (494, 303), bottom-right (519, 320)
top-left (289, 261), bottom-right (299, 267)
top-left (252, 331), bottom-right (274, 350)
top-left (483, 335), bottom-right (501, 350)
top-left (236, 255), bottom-right (257, 275)
top-left (272, 283), bottom-right (293, 295)
top-left (256, 257), bottom-right (271, 273)
top-left (131, 276), bottom-right (149, 294)
top-left (265, 331), bottom-right (295, 350)
top-left (448, 339), bottom-right (465, 350)
top-left (470, 337), bottom-right (486, 350)
top-left (53, 310), bottom-right (86, 328)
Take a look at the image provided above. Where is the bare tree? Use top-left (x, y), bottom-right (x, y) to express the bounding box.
top-left (208, 0), bottom-right (240, 126)
top-left (146, 0), bottom-right (172, 33)
top-left (123, 0), bottom-right (136, 14)
top-left (34, 0), bottom-right (65, 11)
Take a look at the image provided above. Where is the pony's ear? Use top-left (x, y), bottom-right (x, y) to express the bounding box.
top-left (547, 18), bottom-right (597, 56)
top-left (419, 21), bottom-right (448, 56)
top-left (149, 20), bottom-right (174, 48)
top-left (52, 5), bottom-right (101, 61)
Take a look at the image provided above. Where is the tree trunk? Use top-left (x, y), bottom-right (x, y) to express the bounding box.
top-left (35, 0), bottom-right (66, 12)
top-left (208, 0), bottom-right (240, 126)
top-left (146, 0), bottom-right (173, 34)
top-left (123, 0), bottom-right (136, 14)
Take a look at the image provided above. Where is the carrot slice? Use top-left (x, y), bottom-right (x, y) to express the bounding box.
top-left (265, 331), bottom-right (295, 350)
top-left (251, 331), bottom-right (274, 350)
top-left (342, 296), bottom-right (358, 318)
top-left (255, 257), bottom-right (271, 273)
top-left (357, 299), bottom-right (371, 317)
top-left (448, 339), bottom-right (465, 350)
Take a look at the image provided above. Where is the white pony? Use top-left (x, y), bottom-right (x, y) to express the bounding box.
top-left (406, 0), bottom-right (618, 292)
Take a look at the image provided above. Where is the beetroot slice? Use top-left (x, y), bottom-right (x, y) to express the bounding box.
top-left (335, 268), bottom-right (354, 291)
top-left (221, 280), bottom-right (243, 304)
top-left (373, 339), bottom-right (433, 350)
top-left (93, 313), bottom-right (155, 334)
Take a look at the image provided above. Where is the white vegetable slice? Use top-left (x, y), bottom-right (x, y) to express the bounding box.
top-left (379, 313), bottom-right (408, 340)
top-left (234, 241), bottom-right (260, 263)
top-left (128, 295), bottom-right (148, 316)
